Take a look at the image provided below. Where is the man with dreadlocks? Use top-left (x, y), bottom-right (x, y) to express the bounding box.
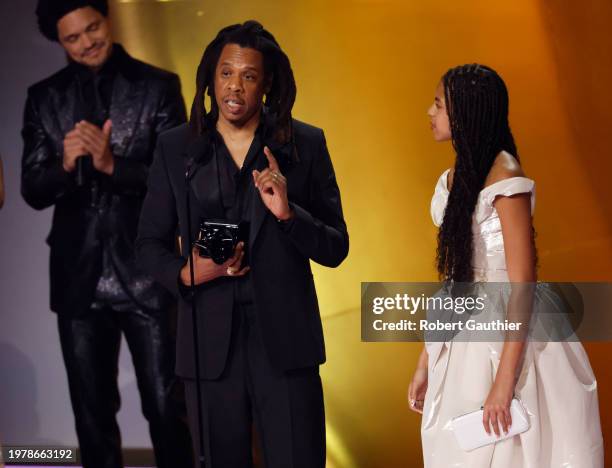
top-left (408, 64), bottom-right (603, 467)
top-left (137, 20), bottom-right (348, 467)
top-left (21, 1), bottom-right (193, 467)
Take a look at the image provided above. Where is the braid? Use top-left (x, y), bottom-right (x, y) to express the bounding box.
top-left (436, 64), bottom-right (521, 282)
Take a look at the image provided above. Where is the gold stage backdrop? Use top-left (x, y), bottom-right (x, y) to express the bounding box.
top-left (110, 0), bottom-right (612, 466)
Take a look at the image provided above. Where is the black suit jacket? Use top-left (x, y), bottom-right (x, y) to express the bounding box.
top-left (21, 44), bottom-right (187, 314)
top-left (136, 120), bottom-right (349, 379)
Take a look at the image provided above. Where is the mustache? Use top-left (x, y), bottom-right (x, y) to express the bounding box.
top-left (223, 96), bottom-right (245, 102)
top-left (82, 42), bottom-right (104, 57)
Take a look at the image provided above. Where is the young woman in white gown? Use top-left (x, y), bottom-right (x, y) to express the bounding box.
top-left (408, 64), bottom-right (604, 467)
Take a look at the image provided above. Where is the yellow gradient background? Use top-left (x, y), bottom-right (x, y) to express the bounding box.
top-left (111, 1), bottom-right (612, 466)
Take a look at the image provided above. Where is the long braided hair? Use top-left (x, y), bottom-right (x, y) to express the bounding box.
top-left (436, 64), bottom-right (519, 282)
top-left (189, 20), bottom-right (296, 147)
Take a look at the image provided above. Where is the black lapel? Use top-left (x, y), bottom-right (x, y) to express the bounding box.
top-left (249, 138), bottom-right (294, 248)
top-left (53, 77), bottom-right (78, 138)
top-left (109, 70), bottom-right (146, 157)
top-left (183, 134), bottom-right (223, 220)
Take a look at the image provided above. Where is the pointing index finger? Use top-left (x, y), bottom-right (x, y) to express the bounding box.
top-left (263, 146), bottom-right (279, 171)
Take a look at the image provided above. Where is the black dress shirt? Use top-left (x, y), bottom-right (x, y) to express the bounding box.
top-left (212, 129), bottom-right (263, 306)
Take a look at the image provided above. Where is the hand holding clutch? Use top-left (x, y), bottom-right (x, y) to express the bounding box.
top-left (451, 398), bottom-right (530, 451)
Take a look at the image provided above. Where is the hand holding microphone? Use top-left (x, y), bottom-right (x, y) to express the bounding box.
top-left (62, 128), bottom-right (87, 173)
top-left (62, 119), bottom-right (114, 181)
top-left (77, 119), bottom-right (114, 175)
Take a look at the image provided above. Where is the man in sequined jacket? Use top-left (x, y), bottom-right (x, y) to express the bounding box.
top-left (20, 1), bottom-right (192, 467)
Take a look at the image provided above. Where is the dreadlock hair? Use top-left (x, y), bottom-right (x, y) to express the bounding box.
top-left (436, 64), bottom-right (520, 282)
top-left (189, 20), bottom-right (296, 147)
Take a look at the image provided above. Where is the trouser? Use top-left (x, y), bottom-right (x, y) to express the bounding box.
top-left (184, 304), bottom-right (325, 468)
top-left (57, 305), bottom-right (193, 468)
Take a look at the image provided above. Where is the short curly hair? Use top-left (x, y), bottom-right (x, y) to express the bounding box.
top-left (36, 0), bottom-right (109, 42)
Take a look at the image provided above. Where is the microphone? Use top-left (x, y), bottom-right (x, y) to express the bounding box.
top-left (74, 74), bottom-right (95, 187)
top-left (184, 154), bottom-right (207, 468)
top-left (75, 154), bottom-right (93, 187)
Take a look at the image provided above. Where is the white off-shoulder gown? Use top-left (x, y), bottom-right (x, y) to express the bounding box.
top-left (421, 170), bottom-right (604, 468)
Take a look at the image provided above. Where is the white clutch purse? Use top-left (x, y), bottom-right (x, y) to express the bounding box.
top-left (450, 398), bottom-right (530, 451)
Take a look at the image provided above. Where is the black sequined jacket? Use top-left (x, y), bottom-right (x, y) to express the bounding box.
top-left (21, 44), bottom-right (187, 314)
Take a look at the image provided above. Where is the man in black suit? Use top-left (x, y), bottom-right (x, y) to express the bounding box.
top-left (21, 1), bottom-right (192, 467)
top-left (136, 20), bottom-right (349, 468)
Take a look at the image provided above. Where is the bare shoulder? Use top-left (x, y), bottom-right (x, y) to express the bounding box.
top-left (484, 151), bottom-right (525, 187)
